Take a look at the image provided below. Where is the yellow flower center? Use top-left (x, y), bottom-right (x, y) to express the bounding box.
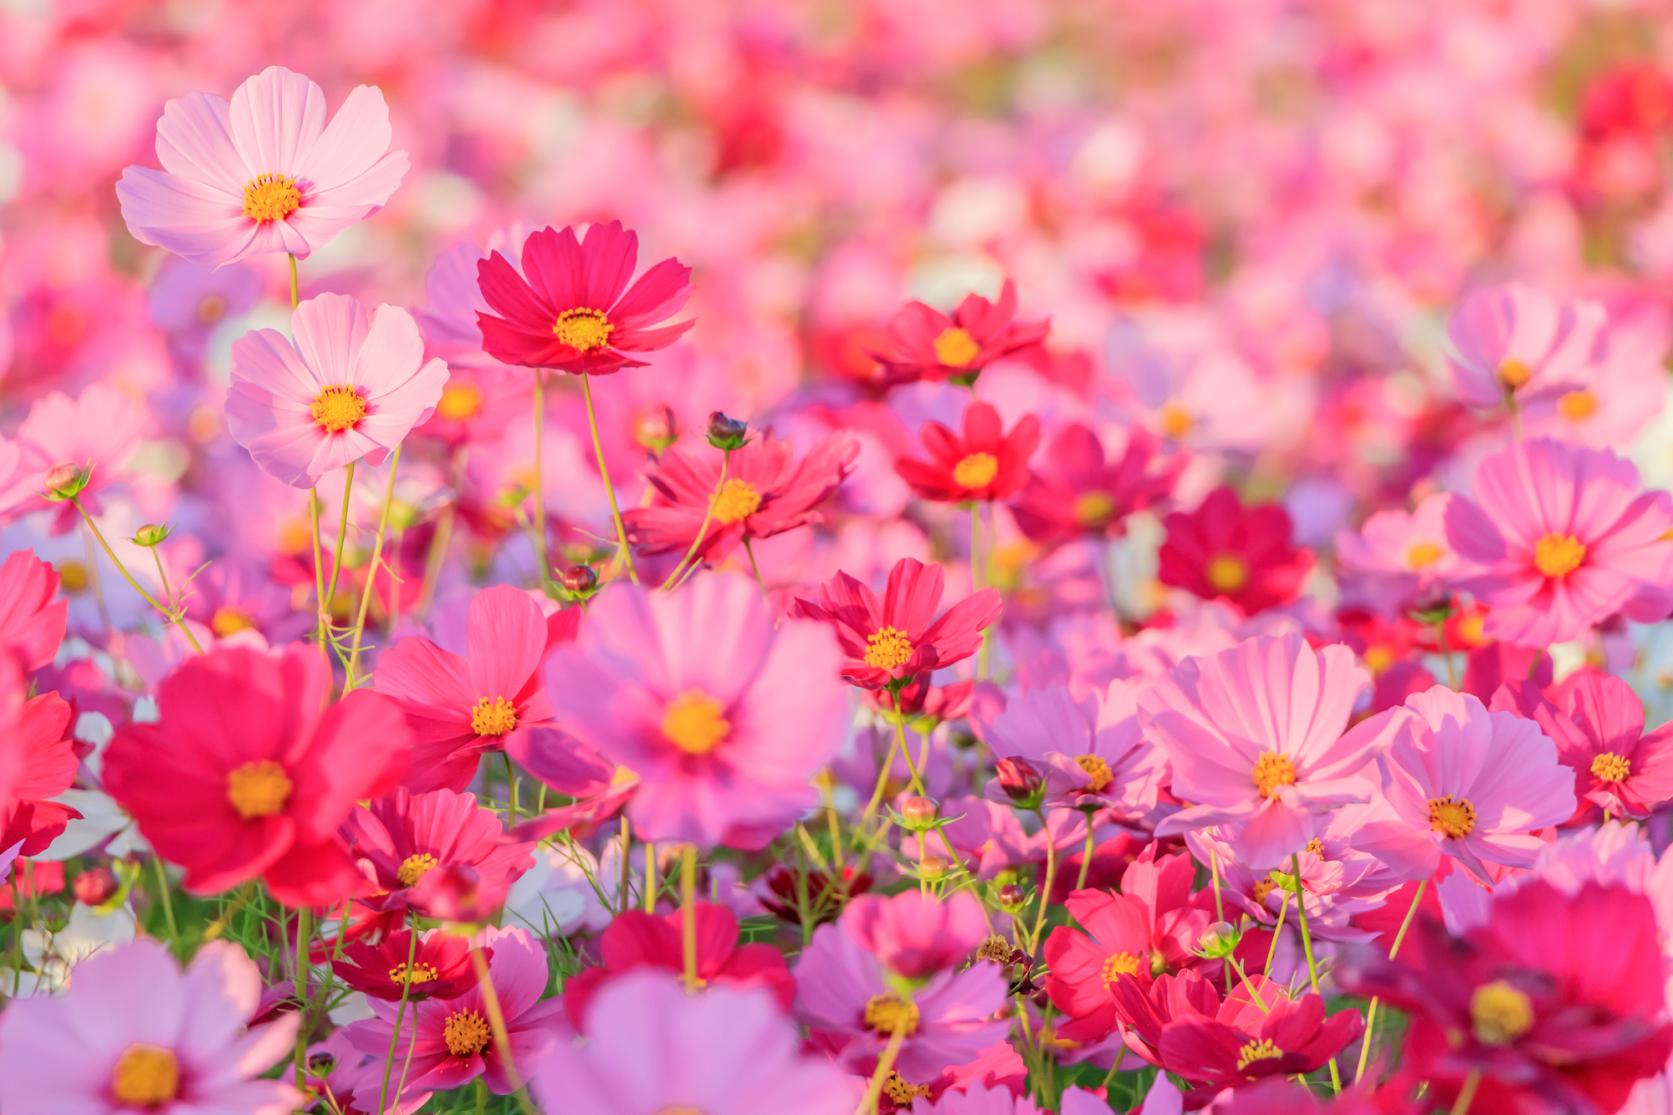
top-left (1591, 751), bottom-right (1632, 782)
top-left (864, 626), bottom-right (915, 672)
top-left (310, 385), bottom-right (367, 433)
top-left (863, 993), bottom-right (920, 1037)
top-left (1496, 359), bottom-right (1533, 391)
top-left (1471, 980), bottom-right (1534, 1045)
top-left (953, 452), bottom-right (1000, 490)
top-left (552, 307), bottom-right (615, 353)
top-left (225, 760), bottom-right (292, 819)
top-left (388, 961), bottom-right (439, 985)
top-left (1406, 541), bottom-right (1446, 569)
top-left (1101, 951), bottom-right (1141, 987)
top-left (110, 1043), bottom-right (181, 1106)
top-left (1364, 645), bottom-right (1395, 675)
top-left (1251, 751), bottom-right (1296, 798)
top-left (1427, 795), bottom-right (1476, 838)
top-left (1075, 492), bottom-right (1115, 526)
top-left (397, 852), bottom-right (439, 887)
top-left (1557, 389), bottom-right (1598, 422)
top-left (883, 1073), bottom-right (932, 1105)
top-left (470, 695), bottom-right (518, 737)
top-left (436, 382), bottom-right (483, 422)
top-left (443, 1009), bottom-right (492, 1057)
top-left (661, 691), bottom-right (730, 755)
top-left (1533, 533), bottom-right (1586, 579)
top-left (1075, 753), bottom-right (1113, 793)
top-left (210, 606), bottom-right (256, 637)
top-left (1305, 837), bottom-right (1325, 856)
top-left (1205, 553), bottom-right (1249, 593)
top-left (712, 479), bottom-right (763, 524)
top-left (1158, 401), bottom-right (1194, 438)
top-left (933, 326), bottom-right (981, 368)
top-left (57, 559), bottom-right (90, 594)
top-left (241, 173), bottom-right (301, 223)
top-left (1235, 1037), bottom-right (1284, 1072)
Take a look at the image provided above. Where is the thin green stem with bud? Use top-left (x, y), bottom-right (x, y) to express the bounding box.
top-left (74, 499), bottom-right (203, 654)
top-left (580, 373), bottom-right (639, 584)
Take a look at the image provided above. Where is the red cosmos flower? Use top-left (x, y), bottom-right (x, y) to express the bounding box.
top-left (1340, 881), bottom-right (1673, 1115)
top-left (103, 644), bottom-right (410, 907)
top-left (475, 221), bottom-right (693, 375)
top-left (375, 585), bottom-right (565, 793)
top-left (792, 557), bottom-right (1003, 689)
top-left (0, 552), bottom-right (66, 671)
top-left (332, 927), bottom-right (481, 1002)
top-left (1044, 890), bottom-right (1158, 1045)
top-left (343, 787), bottom-right (533, 922)
top-left (873, 279), bottom-right (1049, 385)
top-left (624, 432), bottom-right (858, 565)
top-left (895, 401), bottom-right (1041, 504)
top-left (0, 661), bottom-right (79, 856)
top-left (1157, 486), bottom-right (1314, 613)
top-left (1012, 422), bottom-right (1181, 545)
top-left (561, 902), bottom-right (794, 1028)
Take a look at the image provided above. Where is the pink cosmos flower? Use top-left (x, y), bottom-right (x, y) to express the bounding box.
top-left (375, 584), bottom-right (559, 792)
top-left (873, 279), bottom-right (1049, 385)
top-left (1446, 438), bottom-right (1673, 645)
top-left (0, 383), bottom-right (149, 531)
top-left (543, 574), bottom-right (847, 848)
top-left (1010, 422), bottom-right (1181, 546)
top-left (0, 551), bottom-right (66, 671)
top-left (1356, 686), bottom-right (1575, 883)
top-left (343, 787), bottom-right (533, 921)
top-left (846, 891), bottom-right (989, 981)
top-left (1334, 493), bottom-right (1468, 613)
top-left (476, 221), bottom-right (693, 375)
top-left (227, 292), bottom-right (448, 489)
top-left (894, 401), bottom-right (1041, 504)
top-left (0, 938), bottom-right (300, 1114)
top-left (533, 972), bottom-right (854, 1115)
top-left (910, 1084), bottom-right (1112, 1114)
top-left (0, 663), bottom-right (79, 858)
top-left (116, 66), bottom-right (408, 266)
top-left (1445, 284), bottom-right (1605, 408)
top-left (344, 926), bottom-right (563, 1098)
top-left (1140, 633), bottom-right (1377, 867)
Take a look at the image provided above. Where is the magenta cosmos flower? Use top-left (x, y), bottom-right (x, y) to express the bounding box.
top-left (1445, 283), bottom-right (1604, 408)
top-left (116, 66), bottom-right (408, 267)
top-left (793, 557), bottom-right (1003, 689)
top-left (544, 573), bottom-right (847, 848)
top-left (476, 221), bottom-right (693, 375)
top-left (344, 787), bottom-right (533, 921)
top-left (1357, 686), bottom-right (1575, 883)
top-left (533, 971), bottom-right (854, 1115)
top-left (978, 680), bottom-right (1164, 818)
top-left (1446, 438), bottom-right (1673, 645)
top-left (375, 584), bottom-right (560, 792)
top-left (0, 938), bottom-right (300, 1115)
top-left (1140, 633), bottom-right (1377, 868)
top-left (227, 292), bottom-right (448, 488)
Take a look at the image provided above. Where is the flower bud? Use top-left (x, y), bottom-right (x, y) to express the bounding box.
top-left (42, 463), bottom-right (90, 502)
top-left (917, 854), bottom-right (948, 881)
top-left (897, 795), bottom-right (937, 831)
top-left (996, 883), bottom-right (1027, 911)
top-left (994, 755), bottom-right (1044, 810)
top-left (1195, 920), bottom-right (1241, 959)
top-left (635, 406), bottom-right (677, 452)
top-left (706, 411), bottom-right (749, 451)
top-left (559, 564), bottom-right (599, 595)
top-left (73, 866), bottom-right (119, 907)
top-left (131, 523), bottom-right (173, 548)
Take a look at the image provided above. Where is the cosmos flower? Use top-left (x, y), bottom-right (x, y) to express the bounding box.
top-left (0, 383), bottom-right (150, 532)
top-left (342, 787), bottom-right (533, 921)
top-left (793, 557), bottom-right (1002, 689)
top-left (543, 574), bottom-right (848, 848)
top-left (0, 661), bottom-right (79, 858)
top-left (226, 292), bottom-right (448, 489)
top-left (331, 927), bottom-right (481, 1002)
top-left (476, 221), bottom-right (693, 374)
top-left (116, 65), bottom-right (408, 266)
top-left (873, 280), bottom-right (1048, 385)
top-left (102, 644), bottom-right (410, 906)
top-left (1158, 486), bottom-right (1314, 614)
top-left (895, 401), bottom-right (1040, 504)
top-left (0, 938), bottom-right (301, 1115)
top-left (1043, 889), bottom-right (1159, 1045)
top-left (1010, 421), bottom-right (1180, 546)
top-left (0, 550), bottom-right (66, 671)
top-left (976, 680), bottom-right (1164, 817)
top-left (1445, 283), bottom-right (1604, 408)
top-left (1334, 493), bottom-right (1469, 613)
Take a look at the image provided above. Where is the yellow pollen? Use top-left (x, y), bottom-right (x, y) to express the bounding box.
top-left (933, 326), bottom-right (981, 368)
top-left (310, 385), bottom-right (367, 433)
top-left (1075, 753), bottom-right (1113, 793)
top-left (1428, 795), bottom-right (1477, 838)
top-left (1251, 877), bottom-right (1278, 904)
top-left (197, 293), bottom-right (226, 323)
top-left (57, 560), bottom-right (90, 594)
top-left (241, 173), bottom-right (301, 223)
top-left (1471, 981), bottom-right (1534, 1045)
top-left (1458, 614), bottom-right (1485, 644)
top-left (1406, 541), bottom-right (1446, 569)
top-left (397, 852), bottom-right (439, 887)
top-left (863, 993), bottom-right (920, 1037)
top-left (864, 626), bottom-right (915, 672)
top-left (1591, 751), bottom-right (1632, 782)
top-left (1305, 837), bottom-right (1325, 856)
top-left (470, 696), bottom-right (518, 737)
top-left (552, 307), bottom-right (614, 353)
top-left (110, 1043), bottom-right (181, 1106)
top-left (1252, 751), bottom-right (1296, 798)
top-left (1235, 1037), bottom-right (1284, 1072)
top-left (711, 479), bottom-right (762, 524)
top-left (883, 1074), bottom-right (932, 1105)
top-left (1533, 533), bottom-right (1586, 579)
top-left (225, 760), bottom-right (292, 819)
top-left (1101, 951), bottom-right (1141, 986)
top-left (953, 452), bottom-right (1000, 490)
top-left (1205, 554), bottom-right (1249, 593)
top-left (210, 606), bottom-right (255, 637)
top-left (436, 382), bottom-right (483, 422)
top-left (662, 691), bottom-right (730, 755)
top-left (388, 961), bottom-right (439, 985)
top-left (1158, 402), bottom-right (1194, 438)
top-left (442, 1009), bottom-right (492, 1057)
top-left (1364, 645), bottom-right (1395, 675)
top-left (1558, 389), bottom-right (1599, 422)
top-left (1075, 491), bottom-right (1115, 526)
top-left (1496, 359), bottom-right (1533, 391)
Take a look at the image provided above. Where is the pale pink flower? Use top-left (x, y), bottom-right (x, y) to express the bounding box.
top-left (1445, 284), bottom-right (1604, 408)
top-left (1335, 493), bottom-right (1470, 613)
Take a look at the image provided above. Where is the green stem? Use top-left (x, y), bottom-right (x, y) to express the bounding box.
top-left (502, 751), bottom-right (520, 823)
top-left (661, 450), bottom-right (730, 591)
top-left (580, 373), bottom-right (639, 584)
top-left (855, 1022), bottom-right (908, 1115)
top-left (1074, 813), bottom-right (1095, 891)
top-left (1353, 879), bottom-right (1427, 1082)
top-left (742, 538), bottom-right (769, 601)
top-left (680, 844), bottom-right (699, 989)
top-left (307, 487), bottom-right (330, 663)
top-left (323, 462), bottom-right (355, 618)
top-left (74, 501), bottom-right (204, 654)
top-left (293, 905), bottom-right (313, 1088)
top-left (288, 254), bottom-right (299, 309)
top-left (531, 372), bottom-right (551, 585)
top-left (1291, 852), bottom-right (1341, 1094)
top-left (1451, 1069), bottom-right (1482, 1115)
top-left (377, 924), bottom-right (419, 1114)
top-left (346, 448), bottom-right (402, 684)
top-left (151, 856), bottom-right (178, 940)
top-left (1029, 812), bottom-right (1058, 951)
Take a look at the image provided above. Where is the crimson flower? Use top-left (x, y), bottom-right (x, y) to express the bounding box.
top-left (1158, 486), bottom-right (1313, 613)
top-left (343, 787), bottom-right (533, 922)
top-left (1012, 422), bottom-right (1181, 545)
top-left (895, 401), bottom-right (1041, 503)
top-left (873, 279), bottom-right (1048, 385)
top-left (332, 927), bottom-right (481, 1002)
